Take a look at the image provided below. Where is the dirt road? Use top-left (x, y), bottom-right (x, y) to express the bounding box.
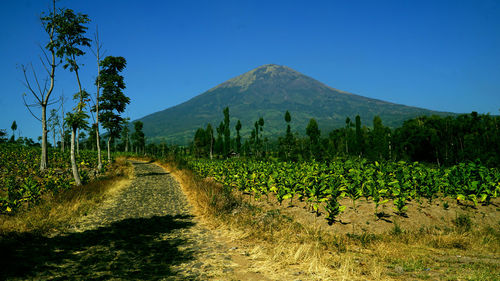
top-left (1, 161), bottom-right (261, 280)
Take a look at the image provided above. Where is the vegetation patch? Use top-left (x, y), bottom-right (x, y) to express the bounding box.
top-left (0, 157), bottom-right (132, 236)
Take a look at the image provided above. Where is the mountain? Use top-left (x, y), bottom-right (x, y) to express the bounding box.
top-left (136, 64), bottom-right (450, 144)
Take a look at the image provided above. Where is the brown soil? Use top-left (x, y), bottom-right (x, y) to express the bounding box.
top-left (233, 188), bottom-right (500, 235)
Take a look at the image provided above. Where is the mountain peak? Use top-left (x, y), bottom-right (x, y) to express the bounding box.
top-left (211, 64), bottom-right (301, 92)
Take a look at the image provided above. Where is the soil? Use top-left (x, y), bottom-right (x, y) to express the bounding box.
top-left (237, 189), bottom-right (500, 235)
top-left (0, 160), bottom-right (267, 280)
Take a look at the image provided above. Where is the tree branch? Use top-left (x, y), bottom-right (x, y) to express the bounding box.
top-left (30, 63), bottom-right (46, 101)
top-left (21, 64), bottom-right (42, 104)
top-left (22, 93), bottom-right (42, 122)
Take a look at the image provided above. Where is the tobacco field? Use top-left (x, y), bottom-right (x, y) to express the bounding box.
top-left (0, 144), bottom-right (108, 214)
top-left (189, 158), bottom-right (500, 224)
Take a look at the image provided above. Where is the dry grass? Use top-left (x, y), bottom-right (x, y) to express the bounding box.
top-left (135, 157), bottom-right (500, 280)
top-left (0, 157), bottom-right (133, 236)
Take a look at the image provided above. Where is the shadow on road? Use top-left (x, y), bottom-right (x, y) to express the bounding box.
top-left (0, 214), bottom-right (195, 280)
top-left (136, 172), bottom-right (170, 177)
top-left (132, 160), bottom-right (156, 165)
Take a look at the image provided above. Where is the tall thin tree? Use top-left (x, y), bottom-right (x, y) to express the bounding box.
top-left (21, 0), bottom-right (58, 171)
top-left (91, 26), bottom-right (104, 170)
top-left (223, 107), bottom-right (230, 155)
top-left (10, 121), bottom-right (17, 141)
top-left (98, 56), bottom-right (129, 162)
top-left (53, 8), bottom-right (91, 185)
top-left (235, 120), bottom-right (242, 153)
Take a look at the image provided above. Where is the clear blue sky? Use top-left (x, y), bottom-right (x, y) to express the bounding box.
top-left (1, 0), bottom-right (499, 141)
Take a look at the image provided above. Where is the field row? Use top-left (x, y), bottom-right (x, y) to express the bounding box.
top-left (188, 158), bottom-right (500, 224)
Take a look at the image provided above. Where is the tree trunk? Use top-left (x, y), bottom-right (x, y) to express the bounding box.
top-left (76, 128), bottom-right (80, 155)
top-left (60, 98), bottom-right (65, 152)
top-left (107, 136), bottom-right (111, 163)
top-left (125, 135), bottom-right (128, 152)
top-left (97, 127), bottom-right (102, 169)
top-left (60, 126), bottom-right (64, 152)
top-left (95, 41), bottom-right (102, 170)
top-left (52, 127), bottom-right (56, 150)
top-left (210, 133), bottom-right (213, 160)
top-left (40, 105), bottom-right (48, 171)
top-left (70, 127), bottom-right (82, 186)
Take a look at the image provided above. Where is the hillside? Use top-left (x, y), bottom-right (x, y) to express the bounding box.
top-left (135, 64), bottom-right (450, 144)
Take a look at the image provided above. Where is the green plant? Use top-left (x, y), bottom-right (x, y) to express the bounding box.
top-left (443, 201), bottom-right (449, 210)
top-left (453, 213), bottom-right (472, 232)
top-left (391, 221), bottom-right (403, 235)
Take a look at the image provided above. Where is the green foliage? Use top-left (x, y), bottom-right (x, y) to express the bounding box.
top-left (50, 8), bottom-right (91, 72)
top-left (187, 157), bottom-right (500, 225)
top-left (306, 118), bottom-right (321, 159)
top-left (453, 213), bottom-right (472, 232)
top-left (131, 121), bottom-right (145, 153)
top-left (0, 143), bottom-right (109, 214)
top-left (235, 120), bottom-right (242, 153)
top-left (11, 121), bottom-right (17, 140)
top-left (98, 56), bottom-right (129, 140)
top-left (223, 107), bottom-right (231, 155)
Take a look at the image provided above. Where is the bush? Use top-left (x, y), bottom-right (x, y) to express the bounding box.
top-left (453, 213), bottom-right (472, 232)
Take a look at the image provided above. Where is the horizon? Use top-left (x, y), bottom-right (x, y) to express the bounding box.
top-left (0, 0), bottom-right (499, 141)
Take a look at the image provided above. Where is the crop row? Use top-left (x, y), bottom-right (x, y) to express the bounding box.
top-left (188, 158), bottom-right (500, 224)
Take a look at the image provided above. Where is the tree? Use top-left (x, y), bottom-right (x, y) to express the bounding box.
top-left (223, 107), bottom-right (231, 155)
top-left (64, 90), bottom-right (90, 186)
top-left (91, 26), bottom-right (104, 169)
top-left (355, 115), bottom-right (363, 157)
top-left (258, 117), bottom-right (264, 139)
top-left (78, 131), bottom-right (86, 151)
top-left (282, 110), bottom-right (294, 160)
top-left (53, 7), bottom-right (91, 185)
top-left (215, 121), bottom-right (224, 155)
top-left (48, 109), bottom-right (60, 148)
top-left (251, 118), bottom-right (265, 157)
top-left (371, 115), bottom-right (389, 161)
top-left (120, 118), bottom-right (130, 152)
top-left (258, 117), bottom-right (265, 156)
top-left (21, 0), bottom-right (59, 171)
top-left (206, 123), bottom-right (214, 159)
top-left (0, 130), bottom-right (7, 143)
top-left (285, 110), bottom-right (291, 133)
top-left (87, 123), bottom-right (98, 150)
top-left (59, 94), bottom-right (66, 152)
top-left (235, 120), bottom-right (242, 153)
top-left (132, 121), bottom-right (145, 154)
top-left (306, 118), bottom-right (321, 159)
top-left (98, 56), bottom-right (129, 162)
top-left (193, 127), bottom-right (214, 157)
top-left (344, 117), bottom-right (352, 155)
top-left (10, 121), bottom-right (17, 142)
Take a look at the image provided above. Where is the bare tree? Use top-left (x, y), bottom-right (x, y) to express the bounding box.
top-left (91, 26), bottom-right (105, 170)
top-left (21, 0), bottom-right (58, 171)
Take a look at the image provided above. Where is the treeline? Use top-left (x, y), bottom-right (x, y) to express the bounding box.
top-left (190, 108), bottom-right (500, 167)
top-left (323, 112), bottom-right (499, 167)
